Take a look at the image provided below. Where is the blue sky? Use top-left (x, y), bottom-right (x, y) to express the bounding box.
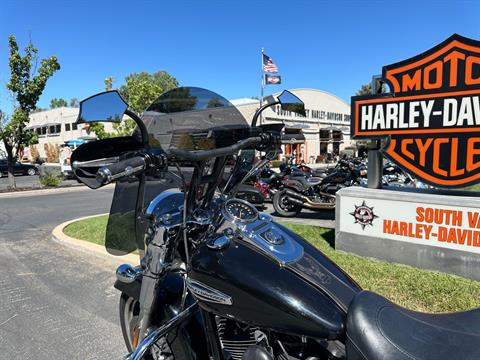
top-left (0, 0), bottom-right (479, 112)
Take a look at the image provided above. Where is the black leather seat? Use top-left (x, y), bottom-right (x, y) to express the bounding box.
top-left (346, 291), bottom-right (480, 360)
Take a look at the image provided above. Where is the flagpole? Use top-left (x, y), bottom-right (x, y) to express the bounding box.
top-left (260, 47), bottom-right (264, 126)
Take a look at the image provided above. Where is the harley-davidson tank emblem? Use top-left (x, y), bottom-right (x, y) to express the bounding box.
top-left (351, 34), bottom-right (480, 188)
top-left (186, 279), bottom-right (233, 305)
top-left (350, 201), bottom-right (378, 230)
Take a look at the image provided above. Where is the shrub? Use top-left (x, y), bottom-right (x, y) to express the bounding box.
top-left (39, 173), bottom-right (62, 187)
top-left (44, 143), bottom-right (60, 163)
top-left (29, 145), bottom-right (40, 163)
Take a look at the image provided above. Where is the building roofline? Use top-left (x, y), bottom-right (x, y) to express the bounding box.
top-left (30, 106), bottom-right (77, 115)
top-left (272, 88), bottom-right (350, 106)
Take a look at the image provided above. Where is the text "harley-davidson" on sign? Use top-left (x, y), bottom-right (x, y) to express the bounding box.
top-left (351, 34), bottom-right (480, 188)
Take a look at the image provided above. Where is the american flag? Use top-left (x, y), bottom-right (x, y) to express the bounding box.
top-left (263, 54), bottom-right (278, 73)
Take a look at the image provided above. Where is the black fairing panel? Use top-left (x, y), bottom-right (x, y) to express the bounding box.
top-left (189, 239), bottom-right (349, 340)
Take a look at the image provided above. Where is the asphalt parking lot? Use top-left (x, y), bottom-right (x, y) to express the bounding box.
top-left (0, 186), bottom-right (125, 359)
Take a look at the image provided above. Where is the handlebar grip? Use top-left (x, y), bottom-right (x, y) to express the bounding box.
top-left (96, 156), bottom-right (146, 185)
top-left (280, 134), bottom-right (304, 144)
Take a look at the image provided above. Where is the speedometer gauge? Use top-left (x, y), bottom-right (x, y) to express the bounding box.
top-left (222, 199), bottom-right (259, 223)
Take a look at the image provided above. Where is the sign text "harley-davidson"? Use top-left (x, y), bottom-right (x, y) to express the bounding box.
top-left (358, 95), bottom-right (480, 133)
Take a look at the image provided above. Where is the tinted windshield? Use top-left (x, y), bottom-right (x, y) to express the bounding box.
top-left (106, 87), bottom-right (248, 255)
top-left (142, 87), bottom-right (250, 152)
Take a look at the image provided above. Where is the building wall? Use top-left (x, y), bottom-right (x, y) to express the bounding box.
top-left (26, 107), bottom-right (115, 159)
top-left (234, 88), bottom-right (352, 163)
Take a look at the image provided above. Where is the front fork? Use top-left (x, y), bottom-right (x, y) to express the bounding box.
top-left (115, 217), bottom-right (182, 349)
top-left (138, 222), bottom-right (181, 344)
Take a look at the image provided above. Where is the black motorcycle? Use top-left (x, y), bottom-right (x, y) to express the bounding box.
top-left (71, 87), bottom-right (477, 360)
top-left (231, 152), bottom-right (268, 207)
top-left (272, 159), bottom-right (366, 217)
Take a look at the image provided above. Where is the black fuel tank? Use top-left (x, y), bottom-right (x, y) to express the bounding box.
top-left (188, 226), bottom-right (359, 339)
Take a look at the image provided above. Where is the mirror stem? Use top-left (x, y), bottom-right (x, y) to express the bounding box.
top-left (251, 100), bottom-right (280, 127)
top-left (125, 109), bottom-right (149, 146)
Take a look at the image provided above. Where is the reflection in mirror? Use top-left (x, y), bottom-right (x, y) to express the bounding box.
top-left (278, 90), bottom-right (306, 116)
top-left (77, 90), bottom-right (128, 123)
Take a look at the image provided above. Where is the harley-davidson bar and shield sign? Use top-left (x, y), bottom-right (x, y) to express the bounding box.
top-left (351, 34), bottom-right (480, 188)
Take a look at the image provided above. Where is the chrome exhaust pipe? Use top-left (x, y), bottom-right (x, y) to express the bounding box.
top-left (302, 196), bottom-right (335, 210)
top-left (284, 189), bottom-right (335, 210)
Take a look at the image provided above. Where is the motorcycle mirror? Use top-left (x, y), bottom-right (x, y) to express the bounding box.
top-left (251, 90), bottom-right (306, 127)
top-left (278, 90), bottom-right (306, 117)
top-left (76, 90), bottom-right (128, 123)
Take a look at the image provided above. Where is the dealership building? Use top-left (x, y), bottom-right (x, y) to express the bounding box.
top-left (24, 107), bottom-right (115, 159)
top-left (233, 88), bottom-right (353, 163)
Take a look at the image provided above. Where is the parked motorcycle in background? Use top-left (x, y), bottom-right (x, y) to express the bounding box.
top-left (272, 158), bottom-right (367, 216)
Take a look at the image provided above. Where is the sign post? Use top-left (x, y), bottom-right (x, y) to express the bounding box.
top-left (366, 75), bottom-right (384, 189)
top-left (337, 34), bottom-right (480, 279)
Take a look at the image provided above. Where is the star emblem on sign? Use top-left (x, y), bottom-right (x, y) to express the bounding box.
top-left (350, 201), bottom-right (379, 230)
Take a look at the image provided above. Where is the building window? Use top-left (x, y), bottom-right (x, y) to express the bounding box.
top-left (49, 125), bottom-right (55, 133)
top-left (36, 128), bottom-right (41, 135)
top-left (41, 127), bottom-right (47, 135)
top-left (65, 123), bottom-right (70, 131)
top-left (72, 123), bottom-right (78, 130)
top-left (56, 125), bottom-right (61, 133)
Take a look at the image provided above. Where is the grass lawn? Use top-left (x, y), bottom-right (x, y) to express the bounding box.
top-left (64, 214), bottom-right (108, 246)
top-left (64, 214), bottom-right (480, 313)
top-left (464, 183), bottom-right (480, 192)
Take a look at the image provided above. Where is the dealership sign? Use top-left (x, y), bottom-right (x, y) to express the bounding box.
top-left (341, 195), bottom-right (480, 255)
top-left (351, 34), bottom-right (480, 188)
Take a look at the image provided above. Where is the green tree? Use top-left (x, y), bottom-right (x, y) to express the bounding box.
top-left (104, 76), bottom-right (114, 91)
top-left (1, 36), bottom-right (60, 188)
top-left (356, 82), bottom-right (387, 96)
top-left (31, 106), bottom-right (47, 113)
top-left (113, 71), bottom-right (178, 137)
top-left (69, 98), bottom-right (79, 107)
top-left (92, 71), bottom-right (178, 139)
top-left (356, 84), bottom-right (372, 96)
top-left (50, 98), bottom-right (67, 108)
top-left (119, 71), bottom-right (178, 114)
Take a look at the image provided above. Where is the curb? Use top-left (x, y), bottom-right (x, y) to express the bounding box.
top-left (51, 214), bottom-right (139, 266)
top-left (0, 185), bottom-right (114, 199)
